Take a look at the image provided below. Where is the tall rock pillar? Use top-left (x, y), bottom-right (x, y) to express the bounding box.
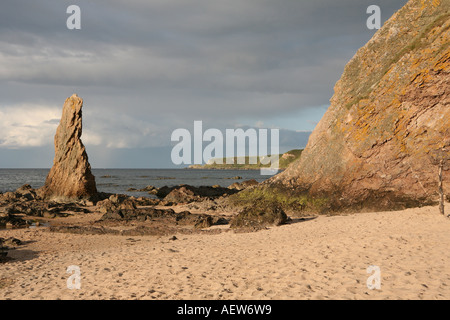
top-left (41, 94), bottom-right (97, 201)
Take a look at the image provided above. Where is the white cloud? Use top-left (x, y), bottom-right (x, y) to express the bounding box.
top-left (83, 111), bottom-right (170, 149)
top-left (0, 104), bottom-right (60, 148)
top-left (0, 103), bottom-right (173, 149)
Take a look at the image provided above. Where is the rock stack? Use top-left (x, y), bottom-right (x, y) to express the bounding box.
top-left (40, 94), bottom-right (97, 202)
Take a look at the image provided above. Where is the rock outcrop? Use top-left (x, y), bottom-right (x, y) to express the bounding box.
top-left (228, 179), bottom-right (259, 191)
top-left (40, 94), bottom-right (97, 201)
top-left (234, 0), bottom-right (450, 213)
top-left (230, 205), bottom-right (289, 229)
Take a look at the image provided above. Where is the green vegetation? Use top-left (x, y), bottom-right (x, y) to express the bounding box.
top-left (188, 149), bottom-right (303, 170)
top-left (343, 10), bottom-right (450, 111)
top-left (230, 185), bottom-right (330, 215)
top-left (382, 12), bottom-right (450, 76)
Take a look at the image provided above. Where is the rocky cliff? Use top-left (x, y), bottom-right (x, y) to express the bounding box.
top-left (233, 0), bottom-right (450, 213)
top-left (40, 94), bottom-right (97, 201)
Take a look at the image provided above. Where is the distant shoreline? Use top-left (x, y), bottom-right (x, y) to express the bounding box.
top-left (186, 167), bottom-right (265, 171)
top-left (187, 149), bottom-right (303, 171)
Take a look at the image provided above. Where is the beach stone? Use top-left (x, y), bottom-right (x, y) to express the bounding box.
top-left (194, 215), bottom-right (214, 229)
top-left (96, 199), bottom-right (115, 214)
top-left (212, 216), bottom-right (229, 225)
top-left (118, 200), bottom-right (137, 211)
top-left (230, 204), bottom-right (289, 229)
top-left (228, 179), bottom-right (259, 191)
top-left (156, 186), bottom-right (173, 198)
top-left (164, 186), bottom-right (200, 204)
top-left (40, 94), bottom-right (97, 202)
top-left (160, 185), bottom-right (238, 203)
top-left (136, 197), bottom-right (160, 206)
top-left (79, 200), bottom-right (95, 207)
top-left (100, 211), bottom-right (124, 220)
top-left (1, 192), bottom-right (18, 203)
top-left (16, 184), bottom-right (32, 194)
top-left (96, 195), bottom-right (138, 214)
top-left (3, 237), bottom-right (22, 247)
top-left (241, 179), bottom-right (259, 188)
top-left (0, 212), bottom-right (26, 228)
top-left (15, 186), bottom-right (37, 201)
top-left (139, 185), bottom-right (157, 192)
top-left (109, 194), bottom-right (128, 204)
top-left (228, 182), bottom-right (243, 190)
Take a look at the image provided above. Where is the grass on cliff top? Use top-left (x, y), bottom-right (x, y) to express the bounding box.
top-left (383, 12), bottom-right (450, 74)
top-left (343, 11), bottom-right (450, 111)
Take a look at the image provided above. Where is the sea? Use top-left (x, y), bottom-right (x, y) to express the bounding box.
top-left (0, 169), bottom-right (272, 199)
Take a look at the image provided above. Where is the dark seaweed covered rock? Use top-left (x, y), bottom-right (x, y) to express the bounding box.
top-left (158, 185), bottom-right (239, 203)
top-left (230, 204), bottom-right (289, 229)
top-left (0, 209), bottom-right (27, 228)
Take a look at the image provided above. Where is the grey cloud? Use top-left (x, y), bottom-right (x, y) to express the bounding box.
top-left (43, 119), bottom-right (61, 125)
top-left (0, 0), bottom-right (409, 167)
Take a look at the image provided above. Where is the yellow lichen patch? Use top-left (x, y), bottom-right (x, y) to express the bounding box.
top-left (421, 0), bottom-right (441, 10)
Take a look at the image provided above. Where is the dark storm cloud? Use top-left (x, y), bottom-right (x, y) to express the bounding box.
top-left (0, 0), bottom-right (408, 165)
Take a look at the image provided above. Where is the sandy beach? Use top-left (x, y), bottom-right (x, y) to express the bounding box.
top-left (1, 205), bottom-right (449, 300)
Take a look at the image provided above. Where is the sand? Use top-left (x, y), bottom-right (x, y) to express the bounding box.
top-left (1, 205), bottom-right (450, 300)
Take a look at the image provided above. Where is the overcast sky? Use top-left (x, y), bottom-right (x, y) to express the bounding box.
top-left (0, 0), bottom-right (408, 168)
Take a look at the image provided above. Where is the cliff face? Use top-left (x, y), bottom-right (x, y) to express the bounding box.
top-left (40, 94), bottom-right (97, 201)
top-left (238, 0), bottom-right (450, 212)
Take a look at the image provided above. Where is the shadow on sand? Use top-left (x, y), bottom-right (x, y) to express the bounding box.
top-left (1, 240), bottom-right (39, 264)
top-left (286, 216), bottom-right (318, 225)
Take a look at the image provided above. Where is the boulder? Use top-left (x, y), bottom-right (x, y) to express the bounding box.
top-left (164, 186), bottom-right (201, 204)
top-left (228, 182), bottom-right (243, 190)
top-left (194, 215), bottom-right (214, 229)
top-left (109, 194), bottom-right (128, 204)
top-left (96, 199), bottom-right (116, 214)
top-left (0, 192), bottom-right (18, 203)
top-left (228, 179), bottom-right (259, 191)
top-left (0, 210), bottom-right (27, 228)
top-left (158, 185), bottom-right (238, 203)
top-left (15, 184), bottom-right (37, 201)
top-left (230, 204), bottom-right (289, 229)
top-left (136, 197), bottom-right (160, 206)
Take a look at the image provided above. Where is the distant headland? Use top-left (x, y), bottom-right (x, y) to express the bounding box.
top-left (187, 149), bottom-right (303, 170)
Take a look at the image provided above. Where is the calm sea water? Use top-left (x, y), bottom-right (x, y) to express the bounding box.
top-left (0, 169), bottom-right (271, 198)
